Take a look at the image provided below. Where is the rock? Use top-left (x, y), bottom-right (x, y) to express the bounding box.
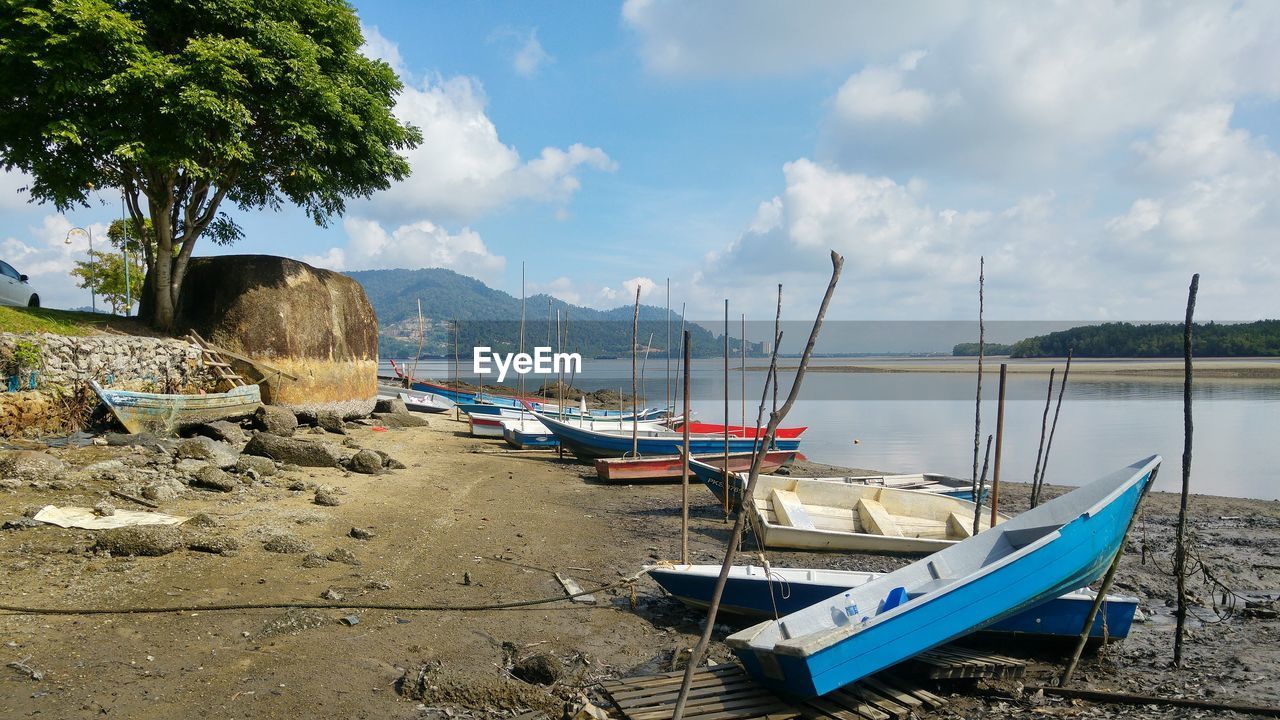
top-left (95, 526), bottom-right (185, 557)
top-left (92, 501), bottom-right (115, 517)
top-left (253, 405), bottom-right (298, 437)
top-left (234, 455), bottom-right (277, 477)
top-left (347, 449), bottom-right (384, 475)
top-left (374, 450), bottom-right (406, 470)
top-left (181, 420), bottom-right (246, 445)
top-left (186, 512), bottom-right (220, 528)
top-left (191, 466), bottom-right (238, 493)
top-left (374, 398), bottom-right (409, 415)
top-left (0, 478), bottom-right (21, 491)
top-left (243, 433), bottom-right (344, 468)
top-left (0, 451), bottom-right (66, 482)
top-left (105, 432), bottom-right (163, 447)
top-left (142, 478), bottom-right (183, 501)
top-left (321, 587), bottom-right (344, 601)
top-left (370, 411), bottom-right (429, 428)
top-left (315, 410), bottom-right (347, 435)
top-left (175, 458), bottom-right (208, 474)
top-left (186, 533), bottom-right (241, 555)
top-left (511, 654), bottom-right (562, 685)
top-left (174, 436), bottom-right (239, 469)
top-left (300, 551), bottom-right (326, 568)
top-left (263, 533), bottom-right (312, 554)
top-left (341, 437), bottom-right (361, 449)
top-left (287, 480), bottom-right (307, 491)
top-left (326, 547), bottom-right (360, 565)
top-left (313, 487), bottom-right (341, 506)
top-left (2, 517), bottom-right (39, 530)
top-left (349, 527), bottom-right (375, 540)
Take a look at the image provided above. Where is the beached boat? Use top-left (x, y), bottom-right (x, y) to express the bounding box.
top-left (689, 459), bottom-right (978, 513)
top-left (469, 414), bottom-right (505, 437)
top-left (459, 402), bottom-right (666, 422)
top-left (728, 455), bottom-right (1161, 697)
top-left (90, 380), bottom-right (262, 435)
top-left (499, 417), bottom-right (669, 449)
top-left (669, 420), bottom-right (808, 440)
top-left (594, 450), bottom-right (798, 483)
top-left (377, 385), bottom-right (453, 414)
top-left (725, 466), bottom-right (1005, 553)
top-left (533, 411), bottom-right (801, 460)
top-left (646, 564), bottom-right (1138, 642)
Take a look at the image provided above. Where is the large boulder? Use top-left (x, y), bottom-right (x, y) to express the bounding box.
top-left (173, 255), bottom-right (378, 418)
top-left (243, 433), bottom-right (344, 468)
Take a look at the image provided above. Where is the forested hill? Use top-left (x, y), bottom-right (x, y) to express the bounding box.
top-left (966, 321), bottom-right (1280, 358)
top-left (345, 268), bottom-right (759, 359)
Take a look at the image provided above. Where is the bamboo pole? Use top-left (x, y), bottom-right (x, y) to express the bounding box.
top-left (1029, 368), bottom-right (1056, 508)
top-left (722, 299), bottom-right (730, 520)
top-left (666, 278), bottom-right (672, 416)
top-left (990, 363), bottom-right (1007, 526)
top-left (631, 286), bottom-right (641, 458)
top-left (1174, 273), bottom-right (1199, 667)
top-left (1034, 348), bottom-right (1074, 506)
top-left (1061, 466), bottom-right (1158, 686)
top-left (741, 313), bottom-right (747, 428)
top-left (971, 257), bottom-right (985, 498)
top-left (671, 251), bottom-right (843, 720)
top-left (972, 434), bottom-right (992, 535)
top-left (680, 330), bottom-right (692, 564)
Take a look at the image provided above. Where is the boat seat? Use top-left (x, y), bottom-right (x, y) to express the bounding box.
top-left (1002, 524), bottom-right (1061, 550)
top-left (907, 577), bottom-right (957, 598)
top-left (946, 512), bottom-right (974, 539)
top-left (856, 498), bottom-right (902, 537)
top-left (770, 489), bottom-right (815, 530)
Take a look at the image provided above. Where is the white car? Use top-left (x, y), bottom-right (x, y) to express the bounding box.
top-left (0, 260), bottom-right (39, 307)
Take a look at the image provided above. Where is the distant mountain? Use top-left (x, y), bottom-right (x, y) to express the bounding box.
top-left (345, 268), bottom-right (760, 359)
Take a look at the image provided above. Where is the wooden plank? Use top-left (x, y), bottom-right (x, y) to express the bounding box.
top-left (611, 678), bottom-right (756, 704)
top-left (771, 489), bottom-right (815, 529)
top-left (946, 511), bottom-right (973, 539)
top-left (803, 696), bottom-right (872, 720)
top-left (625, 693), bottom-right (792, 720)
top-left (878, 676), bottom-right (946, 711)
top-left (606, 669), bottom-right (746, 696)
top-left (554, 573), bottom-right (597, 604)
top-left (860, 678), bottom-right (921, 710)
top-left (842, 686), bottom-right (910, 720)
top-left (855, 498), bottom-right (902, 537)
top-left (823, 690), bottom-right (888, 720)
top-left (602, 664), bottom-right (741, 690)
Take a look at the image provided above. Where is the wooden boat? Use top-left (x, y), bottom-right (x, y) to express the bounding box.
top-left (90, 380), bottom-right (262, 435)
top-left (689, 458), bottom-right (978, 513)
top-left (468, 414), bottom-right (505, 437)
top-left (645, 564), bottom-right (1139, 643)
top-left (499, 417), bottom-right (669, 449)
top-left (459, 402), bottom-right (665, 422)
top-left (669, 419), bottom-right (808, 440)
top-left (728, 456), bottom-right (1161, 697)
top-left (532, 411), bottom-right (801, 460)
top-left (377, 384), bottom-right (453, 414)
top-left (594, 450), bottom-right (798, 483)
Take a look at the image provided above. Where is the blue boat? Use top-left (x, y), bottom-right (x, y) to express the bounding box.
top-left (532, 411), bottom-right (801, 460)
top-left (646, 564), bottom-right (1138, 642)
top-left (728, 455), bottom-right (1161, 698)
top-left (689, 458), bottom-right (981, 513)
top-left (458, 402), bottom-right (666, 421)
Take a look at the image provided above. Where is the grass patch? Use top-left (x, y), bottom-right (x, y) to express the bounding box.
top-left (0, 306), bottom-right (154, 336)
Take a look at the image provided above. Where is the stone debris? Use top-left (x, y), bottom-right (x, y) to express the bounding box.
top-left (235, 454), bottom-right (277, 477)
top-left (92, 501), bottom-right (115, 517)
top-left (347, 449), bottom-right (384, 475)
top-left (320, 587), bottom-right (344, 601)
top-left (262, 533), bottom-right (313, 554)
top-left (95, 526), bottom-right (185, 557)
top-left (185, 512), bottom-right (220, 528)
top-left (301, 551), bottom-right (327, 568)
top-left (173, 436), bottom-right (239, 469)
top-left (375, 450), bottom-right (407, 470)
top-left (253, 405), bottom-right (298, 437)
top-left (2, 517), bottom-right (39, 531)
top-left (370, 411), bottom-right (429, 429)
top-left (374, 398), bottom-right (410, 415)
top-left (349, 527), bottom-right (375, 540)
top-left (326, 547), bottom-right (360, 565)
top-left (243, 433), bottom-right (344, 468)
top-left (191, 466), bottom-right (238, 493)
top-left (180, 420), bottom-right (246, 445)
top-left (0, 451), bottom-right (66, 483)
top-left (186, 533), bottom-right (241, 555)
top-left (313, 487), bottom-right (342, 506)
top-left (315, 410), bottom-right (347, 435)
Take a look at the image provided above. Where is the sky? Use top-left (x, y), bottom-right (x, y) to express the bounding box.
top-left (2, 0), bottom-right (1279, 325)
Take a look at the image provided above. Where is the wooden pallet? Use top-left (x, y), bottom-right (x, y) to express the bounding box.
top-left (909, 646), bottom-right (1027, 680)
top-left (599, 665), bottom-right (953, 720)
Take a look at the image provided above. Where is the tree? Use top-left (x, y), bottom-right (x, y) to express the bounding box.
top-left (70, 248), bottom-right (145, 315)
top-left (0, 0), bottom-right (421, 330)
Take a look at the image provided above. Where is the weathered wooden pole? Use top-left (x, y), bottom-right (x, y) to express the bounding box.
top-left (972, 434), bottom-right (993, 535)
top-left (971, 257), bottom-right (985, 499)
top-left (1030, 368), bottom-right (1057, 508)
top-left (1174, 273), bottom-right (1199, 667)
top-left (672, 252), bottom-right (842, 720)
top-left (722, 298), bottom-right (730, 519)
top-left (631, 286), bottom-right (640, 458)
top-left (990, 363), bottom-right (1007, 526)
top-left (666, 277), bottom-right (672, 415)
top-left (1034, 348), bottom-right (1073, 506)
top-left (680, 330), bottom-right (692, 564)
top-left (772, 285), bottom-right (781, 421)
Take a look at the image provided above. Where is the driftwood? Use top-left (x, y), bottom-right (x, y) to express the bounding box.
top-left (671, 250), bottom-right (844, 720)
top-left (1174, 273), bottom-right (1200, 666)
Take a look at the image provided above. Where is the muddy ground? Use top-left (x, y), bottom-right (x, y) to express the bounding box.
top-left (0, 415), bottom-right (1277, 719)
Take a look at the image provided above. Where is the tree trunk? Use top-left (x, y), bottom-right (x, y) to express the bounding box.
top-left (150, 194), bottom-right (177, 332)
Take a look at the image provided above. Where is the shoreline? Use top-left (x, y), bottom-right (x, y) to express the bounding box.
top-left (751, 357), bottom-right (1280, 379)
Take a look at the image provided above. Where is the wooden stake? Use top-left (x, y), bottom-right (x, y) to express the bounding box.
top-left (631, 286), bottom-right (641, 458)
top-left (1061, 466), bottom-right (1158, 686)
top-left (671, 251), bottom-right (843, 720)
top-left (1029, 368), bottom-right (1056, 508)
top-left (972, 434), bottom-right (992, 535)
top-left (772, 285), bottom-right (781, 421)
top-left (666, 278), bottom-right (672, 416)
top-left (1174, 273), bottom-right (1199, 667)
top-left (990, 363), bottom-right (1007, 526)
top-left (971, 257), bottom-right (985, 498)
top-left (518, 262), bottom-right (526, 399)
top-left (741, 313), bottom-right (747, 428)
top-left (722, 299), bottom-right (730, 520)
top-left (681, 330), bottom-right (692, 564)
top-left (1034, 348), bottom-right (1074, 506)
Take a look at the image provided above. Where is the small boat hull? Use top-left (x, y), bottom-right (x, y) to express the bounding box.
top-left (469, 415), bottom-right (505, 437)
top-left (90, 381), bottom-right (262, 435)
top-left (646, 564), bottom-right (1138, 642)
top-left (595, 451), bottom-right (798, 483)
top-left (503, 423), bottom-right (558, 449)
top-left (535, 411), bottom-right (800, 460)
top-left (670, 420), bottom-right (808, 440)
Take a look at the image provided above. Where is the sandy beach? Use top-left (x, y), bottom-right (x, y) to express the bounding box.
top-left (0, 416), bottom-right (1276, 719)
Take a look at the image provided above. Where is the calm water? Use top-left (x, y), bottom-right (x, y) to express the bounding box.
top-left (383, 357), bottom-right (1280, 500)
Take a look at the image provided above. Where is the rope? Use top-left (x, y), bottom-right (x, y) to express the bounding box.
top-left (0, 574), bottom-right (643, 617)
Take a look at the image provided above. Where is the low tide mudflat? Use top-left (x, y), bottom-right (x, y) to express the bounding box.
top-left (0, 417), bottom-right (1276, 718)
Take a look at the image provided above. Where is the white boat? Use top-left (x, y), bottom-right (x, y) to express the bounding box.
top-left (377, 384), bottom-right (453, 414)
top-left (740, 472), bottom-right (1006, 553)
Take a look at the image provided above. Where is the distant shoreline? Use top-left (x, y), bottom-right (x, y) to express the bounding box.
top-left (749, 357), bottom-right (1280, 379)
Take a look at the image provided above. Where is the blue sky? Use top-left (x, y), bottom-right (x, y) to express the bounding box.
top-left (2, 1), bottom-right (1278, 323)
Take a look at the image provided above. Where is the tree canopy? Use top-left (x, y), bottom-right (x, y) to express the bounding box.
top-left (0, 0), bottom-right (421, 329)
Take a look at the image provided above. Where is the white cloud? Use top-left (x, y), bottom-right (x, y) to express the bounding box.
top-left (369, 74), bottom-right (615, 221)
top-left (833, 51), bottom-right (937, 125)
top-left (360, 24), bottom-right (407, 78)
top-left (529, 276), bottom-right (582, 306)
top-left (1, 214), bottom-right (110, 309)
top-left (304, 216), bottom-right (506, 283)
top-left (513, 30), bottom-right (553, 77)
top-left (0, 169), bottom-right (33, 211)
top-left (621, 276), bottom-right (657, 301)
